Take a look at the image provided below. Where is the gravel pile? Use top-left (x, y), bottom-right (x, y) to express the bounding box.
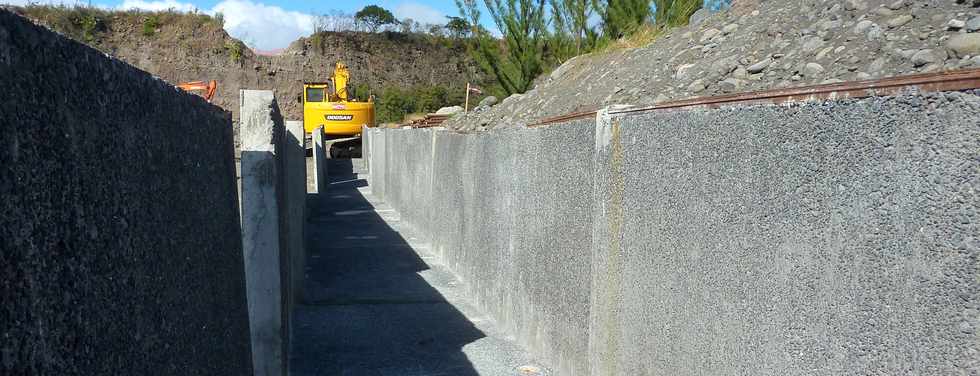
top-left (446, 0), bottom-right (980, 131)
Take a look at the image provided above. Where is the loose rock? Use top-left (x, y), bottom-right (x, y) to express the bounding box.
top-left (722, 23), bottom-right (739, 35)
top-left (718, 78), bottom-right (745, 93)
top-left (436, 106), bottom-right (463, 115)
top-left (854, 20), bottom-right (875, 34)
top-left (885, 0), bottom-right (905, 10)
top-left (478, 96), bottom-right (498, 108)
top-left (948, 34), bottom-right (980, 58)
top-left (967, 17), bottom-right (980, 32)
top-left (687, 79), bottom-right (707, 93)
top-left (844, 0), bottom-right (866, 11)
top-left (700, 28), bottom-right (721, 43)
top-left (911, 49), bottom-right (939, 67)
top-left (804, 62), bottom-right (825, 77)
top-left (867, 24), bottom-right (884, 40)
top-left (802, 36), bottom-right (825, 53)
top-left (887, 15), bottom-right (914, 29)
top-left (746, 58), bottom-right (772, 74)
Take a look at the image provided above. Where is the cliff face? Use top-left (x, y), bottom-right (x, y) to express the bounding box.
top-left (10, 6), bottom-right (484, 122)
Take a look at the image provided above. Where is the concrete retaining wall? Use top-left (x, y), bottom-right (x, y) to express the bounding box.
top-left (0, 10), bottom-right (251, 374)
top-left (285, 121), bottom-right (306, 305)
top-left (240, 92), bottom-right (313, 376)
top-left (312, 126), bottom-right (328, 194)
top-left (367, 91), bottom-right (980, 375)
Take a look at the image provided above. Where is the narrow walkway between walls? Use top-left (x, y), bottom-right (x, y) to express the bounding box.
top-left (290, 159), bottom-right (550, 376)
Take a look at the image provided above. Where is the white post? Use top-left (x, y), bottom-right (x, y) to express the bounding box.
top-left (464, 82), bottom-right (470, 114)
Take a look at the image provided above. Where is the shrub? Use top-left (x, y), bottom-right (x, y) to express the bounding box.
top-left (224, 40), bottom-right (244, 63)
top-left (212, 12), bottom-right (225, 28)
top-left (142, 15), bottom-right (159, 37)
top-left (377, 87), bottom-right (413, 123)
top-left (309, 32), bottom-right (324, 53)
top-left (71, 9), bottom-right (107, 43)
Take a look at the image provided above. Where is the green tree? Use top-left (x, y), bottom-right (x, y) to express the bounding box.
top-left (550, 0), bottom-right (594, 54)
top-left (456, 0), bottom-right (548, 96)
top-left (592, 0), bottom-right (650, 39)
top-left (445, 16), bottom-right (470, 38)
top-left (653, 0), bottom-right (702, 27)
top-left (351, 83), bottom-right (373, 102)
top-left (377, 87), bottom-right (415, 123)
top-left (400, 18), bottom-right (416, 33)
top-left (355, 5), bottom-right (396, 32)
top-left (414, 85), bottom-right (450, 113)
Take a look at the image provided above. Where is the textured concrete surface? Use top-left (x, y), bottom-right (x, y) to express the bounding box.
top-left (367, 128), bottom-right (387, 201)
top-left (368, 92), bottom-right (980, 375)
top-left (0, 10), bottom-right (251, 374)
top-left (312, 126), bottom-right (328, 194)
top-left (284, 121), bottom-right (306, 305)
top-left (371, 124), bottom-right (595, 375)
top-left (596, 92), bottom-right (980, 375)
top-left (292, 159), bottom-right (551, 375)
top-left (239, 90), bottom-right (287, 376)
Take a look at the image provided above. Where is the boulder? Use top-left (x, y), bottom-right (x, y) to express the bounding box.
top-left (435, 105), bottom-right (463, 115)
top-left (478, 96), bottom-right (498, 107)
top-left (947, 34), bottom-right (980, 58)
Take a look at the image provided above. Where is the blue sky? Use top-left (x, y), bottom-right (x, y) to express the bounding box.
top-left (5, 0), bottom-right (478, 50)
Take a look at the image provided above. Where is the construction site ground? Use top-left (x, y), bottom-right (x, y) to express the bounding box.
top-left (290, 159), bottom-right (551, 376)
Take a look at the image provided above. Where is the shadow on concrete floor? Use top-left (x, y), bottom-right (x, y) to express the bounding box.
top-left (290, 159), bottom-right (485, 376)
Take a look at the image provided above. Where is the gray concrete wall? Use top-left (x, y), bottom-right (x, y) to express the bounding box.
top-left (284, 121), bottom-right (306, 305)
top-left (239, 90), bottom-right (287, 376)
top-left (368, 91), bottom-right (980, 375)
top-left (371, 122), bottom-right (596, 375)
top-left (0, 10), bottom-right (252, 374)
top-left (312, 126), bottom-right (328, 194)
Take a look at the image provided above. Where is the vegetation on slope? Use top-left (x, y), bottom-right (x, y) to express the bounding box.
top-left (456, 0), bottom-right (714, 97)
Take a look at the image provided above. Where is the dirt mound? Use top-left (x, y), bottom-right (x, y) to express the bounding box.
top-left (8, 6), bottom-right (484, 123)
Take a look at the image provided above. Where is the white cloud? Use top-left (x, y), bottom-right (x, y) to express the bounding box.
top-left (212, 0), bottom-right (314, 50)
top-left (2, 0), bottom-right (321, 50)
top-left (118, 0), bottom-right (197, 12)
top-left (2, 0), bottom-right (92, 6)
top-left (394, 2), bottom-right (445, 26)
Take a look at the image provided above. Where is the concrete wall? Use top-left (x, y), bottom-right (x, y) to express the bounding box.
top-left (375, 122), bottom-right (597, 375)
top-left (0, 10), bottom-right (251, 374)
top-left (240, 90), bottom-right (306, 376)
top-left (312, 126), bottom-right (328, 194)
top-left (367, 91), bottom-right (980, 375)
top-left (284, 121), bottom-right (306, 305)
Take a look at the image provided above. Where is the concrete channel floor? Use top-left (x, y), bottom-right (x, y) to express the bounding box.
top-left (291, 159), bottom-right (551, 376)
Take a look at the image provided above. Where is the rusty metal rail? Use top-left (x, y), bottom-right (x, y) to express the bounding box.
top-left (530, 68), bottom-right (980, 127)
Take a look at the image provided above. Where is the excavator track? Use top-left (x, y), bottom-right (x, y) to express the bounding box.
top-left (305, 135), bottom-right (363, 159)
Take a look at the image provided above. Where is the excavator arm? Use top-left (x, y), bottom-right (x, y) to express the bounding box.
top-left (330, 62), bottom-right (350, 102)
top-left (177, 80), bottom-right (218, 102)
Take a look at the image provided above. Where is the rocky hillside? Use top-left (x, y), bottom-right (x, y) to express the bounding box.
top-left (450, 0), bottom-right (980, 131)
top-left (7, 6), bottom-right (484, 122)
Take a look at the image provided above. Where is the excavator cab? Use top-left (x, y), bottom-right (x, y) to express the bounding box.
top-left (302, 62), bottom-right (375, 137)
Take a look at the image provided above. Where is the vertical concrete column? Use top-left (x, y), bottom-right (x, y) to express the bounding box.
top-left (239, 90), bottom-right (287, 376)
top-left (361, 125), bottom-right (371, 174)
top-left (312, 125), bottom-right (328, 194)
top-left (588, 105), bottom-right (631, 376)
top-left (284, 121), bottom-right (306, 305)
top-left (371, 129), bottom-right (387, 200)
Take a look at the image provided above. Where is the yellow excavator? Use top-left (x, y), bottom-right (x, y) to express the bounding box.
top-left (302, 62), bottom-right (375, 158)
